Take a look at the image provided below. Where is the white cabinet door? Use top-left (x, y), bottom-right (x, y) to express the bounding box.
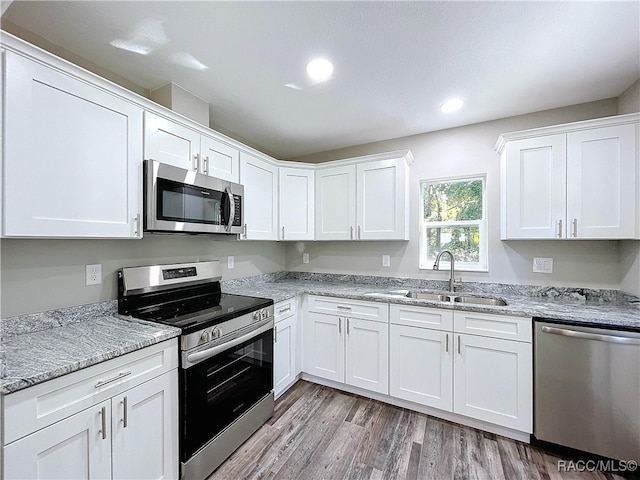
top-left (200, 135), bottom-right (240, 182)
top-left (315, 165), bottom-right (357, 240)
top-left (454, 334), bottom-right (532, 432)
top-left (3, 400), bottom-right (112, 480)
top-left (240, 152), bottom-right (278, 240)
top-left (503, 135), bottom-right (567, 239)
top-left (356, 158), bottom-right (409, 240)
top-left (143, 112), bottom-right (200, 172)
top-left (389, 324), bottom-right (452, 410)
top-left (345, 318), bottom-right (389, 395)
top-left (304, 312), bottom-right (344, 382)
top-left (279, 167), bottom-right (315, 240)
top-left (274, 314), bottom-right (297, 398)
top-left (3, 52), bottom-right (143, 238)
top-left (111, 372), bottom-right (178, 480)
top-left (566, 124), bottom-right (637, 239)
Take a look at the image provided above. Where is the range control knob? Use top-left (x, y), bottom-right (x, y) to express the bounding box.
top-left (253, 311), bottom-right (261, 321)
top-left (212, 327), bottom-right (222, 339)
top-left (200, 330), bottom-right (212, 342)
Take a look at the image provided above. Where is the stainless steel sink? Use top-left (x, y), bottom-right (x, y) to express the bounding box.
top-left (453, 296), bottom-right (507, 306)
top-left (406, 292), bottom-right (452, 301)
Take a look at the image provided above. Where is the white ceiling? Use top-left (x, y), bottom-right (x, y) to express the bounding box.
top-left (2, 1), bottom-right (639, 159)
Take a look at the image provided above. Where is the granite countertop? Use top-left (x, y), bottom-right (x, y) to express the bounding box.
top-left (0, 302), bottom-right (180, 395)
top-left (222, 275), bottom-right (640, 331)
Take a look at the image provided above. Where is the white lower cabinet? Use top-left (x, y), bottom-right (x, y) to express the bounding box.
top-left (2, 340), bottom-right (179, 480)
top-left (274, 298), bottom-right (299, 398)
top-left (388, 305), bottom-right (532, 433)
top-left (304, 296), bottom-right (389, 395)
top-left (453, 333), bottom-right (532, 432)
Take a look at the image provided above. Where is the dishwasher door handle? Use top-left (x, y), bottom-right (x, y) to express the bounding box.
top-left (541, 325), bottom-right (640, 345)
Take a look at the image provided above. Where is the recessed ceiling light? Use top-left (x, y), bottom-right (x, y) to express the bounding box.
top-left (306, 58), bottom-right (334, 83)
top-left (440, 98), bottom-right (464, 113)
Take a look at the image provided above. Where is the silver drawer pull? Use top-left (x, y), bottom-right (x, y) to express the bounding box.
top-left (95, 371), bottom-right (131, 389)
top-left (278, 306), bottom-right (292, 314)
top-left (337, 305), bottom-right (351, 310)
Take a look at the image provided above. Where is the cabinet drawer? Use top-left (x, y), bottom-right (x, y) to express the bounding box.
top-left (454, 311), bottom-right (532, 342)
top-left (307, 296), bottom-right (389, 323)
top-left (275, 298), bottom-right (297, 323)
top-left (390, 304), bottom-right (453, 331)
top-left (4, 339), bottom-right (178, 444)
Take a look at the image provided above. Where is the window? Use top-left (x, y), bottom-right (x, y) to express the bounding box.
top-left (419, 175), bottom-right (487, 271)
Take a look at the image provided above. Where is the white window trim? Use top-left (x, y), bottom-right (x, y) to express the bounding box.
top-left (418, 174), bottom-right (488, 272)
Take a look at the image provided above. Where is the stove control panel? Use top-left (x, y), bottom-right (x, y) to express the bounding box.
top-left (253, 309), bottom-right (270, 321)
top-left (200, 327), bottom-right (222, 343)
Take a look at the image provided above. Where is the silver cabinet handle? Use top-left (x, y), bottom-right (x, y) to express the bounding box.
top-left (358, 225), bottom-right (361, 239)
top-left (347, 318), bottom-right (350, 335)
top-left (557, 219), bottom-right (563, 238)
top-left (193, 153), bottom-right (200, 172)
top-left (457, 335), bottom-right (461, 355)
top-left (133, 214), bottom-right (141, 237)
top-left (282, 226), bottom-right (285, 240)
top-left (446, 333), bottom-right (449, 353)
top-left (541, 325), bottom-right (640, 345)
top-left (99, 406), bottom-right (107, 440)
top-left (122, 396), bottom-right (128, 428)
top-left (572, 218), bottom-right (578, 237)
top-left (243, 224), bottom-right (248, 239)
top-left (337, 305), bottom-right (352, 310)
top-left (95, 371), bottom-right (131, 389)
top-left (204, 155), bottom-right (210, 175)
top-left (274, 325), bottom-right (278, 343)
top-left (338, 317), bottom-right (342, 334)
top-left (350, 226), bottom-right (354, 240)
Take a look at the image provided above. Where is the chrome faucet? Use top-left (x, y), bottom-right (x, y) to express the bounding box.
top-left (433, 250), bottom-right (456, 292)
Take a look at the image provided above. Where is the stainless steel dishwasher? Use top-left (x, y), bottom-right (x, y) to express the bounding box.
top-left (535, 321), bottom-right (640, 462)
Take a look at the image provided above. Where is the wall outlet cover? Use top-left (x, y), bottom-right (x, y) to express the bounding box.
top-left (533, 257), bottom-right (553, 273)
top-left (382, 255), bottom-right (391, 267)
top-left (228, 256), bottom-right (235, 269)
top-left (85, 264), bottom-right (102, 285)
top-left (303, 253), bottom-right (310, 264)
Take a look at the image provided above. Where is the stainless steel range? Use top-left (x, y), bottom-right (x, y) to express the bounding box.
top-left (118, 261), bottom-right (274, 480)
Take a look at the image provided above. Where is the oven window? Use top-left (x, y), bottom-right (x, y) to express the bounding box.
top-left (158, 178), bottom-right (223, 225)
top-left (181, 328), bottom-right (273, 461)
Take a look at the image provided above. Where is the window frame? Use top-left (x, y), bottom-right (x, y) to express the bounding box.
top-left (418, 174), bottom-right (488, 272)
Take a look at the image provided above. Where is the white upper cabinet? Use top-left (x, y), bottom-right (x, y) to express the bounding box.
top-left (279, 166), bottom-right (315, 240)
top-left (144, 112), bottom-right (240, 182)
top-left (357, 158), bottom-right (409, 240)
top-left (315, 165), bottom-right (357, 240)
top-left (498, 114), bottom-right (639, 240)
top-left (240, 152), bottom-right (279, 240)
top-left (315, 152), bottom-right (412, 241)
top-left (3, 51), bottom-right (143, 238)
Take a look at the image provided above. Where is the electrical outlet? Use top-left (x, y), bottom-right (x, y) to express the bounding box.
top-left (85, 264), bottom-right (102, 285)
top-left (533, 257), bottom-right (553, 274)
top-left (303, 253), bottom-right (310, 264)
top-left (228, 256), bottom-right (235, 269)
top-left (382, 255), bottom-right (391, 267)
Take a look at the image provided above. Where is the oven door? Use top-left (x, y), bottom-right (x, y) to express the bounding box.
top-left (180, 324), bottom-right (273, 461)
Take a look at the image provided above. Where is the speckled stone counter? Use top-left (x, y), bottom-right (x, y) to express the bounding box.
top-left (0, 301), bottom-right (180, 395)
top-left (222, 273), bottom-right (640, 331)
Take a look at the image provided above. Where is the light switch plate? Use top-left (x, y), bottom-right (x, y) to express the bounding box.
top-left (85, 264), bottom-right (102, 285)
top-left (382, 255), bottom-right (391, 267)
top-left (228, 256), bottom-right (234, 269)
top-left (533, 257), bottom-right (553, 273)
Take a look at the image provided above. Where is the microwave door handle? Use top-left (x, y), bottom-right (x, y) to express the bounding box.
top-left (224, 187), bottom-right (235, 232)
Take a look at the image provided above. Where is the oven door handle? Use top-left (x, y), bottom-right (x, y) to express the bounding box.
top-left (186, 320), bottom-right (272, 366)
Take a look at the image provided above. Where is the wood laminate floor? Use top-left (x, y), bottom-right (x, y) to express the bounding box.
top-left (207, 381), bottom-right (636, 480)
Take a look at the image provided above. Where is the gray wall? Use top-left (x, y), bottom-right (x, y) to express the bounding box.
top-left (286, 99), bottom-right (637, 293)
top-left (0, 236), bottom-right (286, 316)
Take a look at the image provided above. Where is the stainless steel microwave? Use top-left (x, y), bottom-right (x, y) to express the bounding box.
top-left (144, 160), bottom-right (244, 235)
